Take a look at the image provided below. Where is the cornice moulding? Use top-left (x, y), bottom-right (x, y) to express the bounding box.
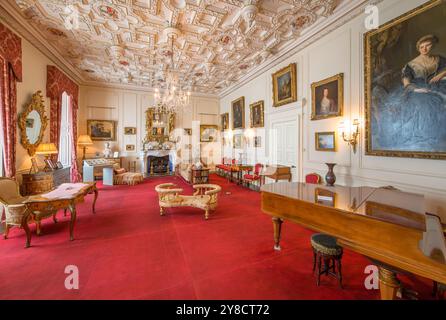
top-left (0, 0), bottom-right (84, 85)
top-left (219, 0), bottom-right (373, 98)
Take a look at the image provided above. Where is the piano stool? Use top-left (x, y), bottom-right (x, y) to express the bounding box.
top-left (311, 233), bottom-right (343, 288)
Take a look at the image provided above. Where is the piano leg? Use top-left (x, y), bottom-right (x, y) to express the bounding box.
top-left (272, 217), bottom-right (283, 251)
top-left (378, 266), bottom-right (400, 300)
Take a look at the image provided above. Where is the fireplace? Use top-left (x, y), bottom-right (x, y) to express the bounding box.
top-left (148, 155), bottom-right (170, 176)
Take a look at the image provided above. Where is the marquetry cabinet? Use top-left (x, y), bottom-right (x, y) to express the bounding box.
top-left (21, 167), bottom-right (71, 196)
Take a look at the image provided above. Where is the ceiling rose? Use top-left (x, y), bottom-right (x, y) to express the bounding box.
top-left (14, 0), bottom-right (343, 94)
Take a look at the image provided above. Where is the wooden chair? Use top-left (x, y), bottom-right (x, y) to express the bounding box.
top-left (243, 163), bottom-right (264, 190)
top-left (305, 173), bottom-right (322, 184)
top-left (0, 178), bottom-right (57, 240)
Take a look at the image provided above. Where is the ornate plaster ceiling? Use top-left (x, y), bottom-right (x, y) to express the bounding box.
top-left (14, 0), bottom-right (344, 94)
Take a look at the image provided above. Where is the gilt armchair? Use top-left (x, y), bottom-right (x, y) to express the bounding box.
top-left (0, 178), bottom-right (57, 241)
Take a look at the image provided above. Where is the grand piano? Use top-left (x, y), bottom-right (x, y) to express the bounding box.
top-left (261, 182), bottom-right (446, 300)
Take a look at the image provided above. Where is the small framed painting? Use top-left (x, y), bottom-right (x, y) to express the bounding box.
top-left (272, 63), bottom-right (297, 107)
top-left (315, 132), bottom-right (336, 152)
top-left (184, 128), bottom-right (192, 135)
top-left (87, 119), bottom-right (116, 141)
top-left (250, 101), bottom-right (264, 128)
top-left (233, 134), bottom-right (244, 149)
top-left (126, 144), bottom-right (135, 151)
top-left (124, 127), bottom-right (136, 135)
top-left (200, 125), bottom-right (218, 142)
top-left (221, 113), bottom-right (229, 131)
top-left (232, 97), bottom-right (245, 129)
top-left (315, 188), bottom-right (337, 207)
top-left (311, 73), bottom-right (343, 120)
top-left (254, 136), bottom-right (262, 148)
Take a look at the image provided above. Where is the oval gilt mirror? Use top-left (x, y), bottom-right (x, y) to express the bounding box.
top-left (18, 91), bottom-right (48, 156)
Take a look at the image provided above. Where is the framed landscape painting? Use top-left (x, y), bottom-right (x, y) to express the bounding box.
top-left (87, 120), bottom-right (116, 141)
top-left (232, 97), bottom-right (245, 129)
top-left (200, 125), bottom-right (218, 142)
top-left (311, 73), bottom-right (343, 120)
top-left (272, 63), bottom-right (297, 107)
top-left (365, 0), bottom-right (446, 159)
top-left (315, 132), bottom-right (336, 152)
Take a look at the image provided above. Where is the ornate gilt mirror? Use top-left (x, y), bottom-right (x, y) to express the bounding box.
top-left (145, 108), bottom-right (175, 144)
top-left (18, 91), bottom-right (48, 156)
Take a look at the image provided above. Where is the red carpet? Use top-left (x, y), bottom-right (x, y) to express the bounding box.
top-left (0, 174), bottom-right (434, 299)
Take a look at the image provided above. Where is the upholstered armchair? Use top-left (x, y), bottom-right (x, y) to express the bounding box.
top-left (243, 163), bottom-right (264, 190)
top-left (305, 173), bottom-right (322, 184)
top-left (155, 183), bottom-right (221, 219)
top-left (0, 178), bottom-right (57, 240)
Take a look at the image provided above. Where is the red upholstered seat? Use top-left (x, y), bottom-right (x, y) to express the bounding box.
top-left (305, 173), bottom-right (321, 184)
top-left (242, 163), bottom-right (264, 188)
top-left (243, 174), bottom-right (260, 181)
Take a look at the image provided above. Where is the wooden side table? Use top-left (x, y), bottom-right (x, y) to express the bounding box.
top-left (191, 168), bottom-right (210, 184)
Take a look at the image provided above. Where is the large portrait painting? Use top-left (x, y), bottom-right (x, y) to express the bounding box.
top-left (232, 97), bottom-right (245, 129)
top-left (311, 73), bottom-right (343, 120)
top-left (87, 120), bottom-right (116, 141)
top-left (272, 63), bottom-right (297, 107)
top-left (365, 0), bottom-right (446, 159)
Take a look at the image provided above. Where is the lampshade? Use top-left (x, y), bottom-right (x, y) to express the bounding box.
top-left (77, 134), bottom-right (93, 146)
top-left (35, 143), bottom-right (58, 155)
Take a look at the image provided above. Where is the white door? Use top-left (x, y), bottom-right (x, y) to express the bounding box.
top-left (270, 120), bottom-right (298, 181)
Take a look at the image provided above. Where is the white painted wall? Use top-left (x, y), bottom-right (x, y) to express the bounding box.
top-left (78, 86), bottom-right (220, 171)
top-left (220, 0), bottom-right (446, 220)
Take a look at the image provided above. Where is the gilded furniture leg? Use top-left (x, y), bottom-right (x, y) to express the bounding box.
top-left (92, 185), bottom-right (98, 213)
top-left (205, 209), bottom-right (209, 220)
top-left (272, 217), bottom-right (283, 251)
top-left (36, 221), bottom-right (42, 236)
top-left (68, 202), bottom-right (76, 241)
top-left (4, 224), bottom-right (10, 239)
top-left (160, 207), bottom-right (165, 216)
top-left (378, 266), bottom-right (400, 300)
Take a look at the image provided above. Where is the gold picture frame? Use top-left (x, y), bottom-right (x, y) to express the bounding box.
top-left (221, 113), bottom-right (229, 131)
top-left (233, 134), bottom-right (244, 149)
top-left (87, 119), bottom-right (116, 141)
top-left (126, 144), bottom-right (135, 151)
top-left (315, 132), bottom-right (336, 152)
top-left (364, 0), bottom-right (446, 160)
top-left (18, 91), bottom-right (48, 156)
top-left (200, 125), bottom-right (218, 142)
top-left (250, 100), bottom-right (264, 128)
top-left (272, 63), bottom-right (297, 107)
top-left (311, 73), bottom-right (344, 120)
top-left (232, 97), bottom-right (245, 129)
top-left (124, 127), bottom-right (136, 135)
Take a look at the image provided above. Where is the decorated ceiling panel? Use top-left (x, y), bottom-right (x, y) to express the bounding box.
top-left (14, 0), bottom-right (344, 94)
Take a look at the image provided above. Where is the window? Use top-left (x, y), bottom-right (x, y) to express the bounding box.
top-left (58, 92), bottom-right (72, 167)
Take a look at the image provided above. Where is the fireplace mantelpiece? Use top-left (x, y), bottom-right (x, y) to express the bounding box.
top-left (139, 150), bottom-right (176, 177)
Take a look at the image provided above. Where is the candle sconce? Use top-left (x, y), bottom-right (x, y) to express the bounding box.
top-left (338, 119), bottom-right (360, 153)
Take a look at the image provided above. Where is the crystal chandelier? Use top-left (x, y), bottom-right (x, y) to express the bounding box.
top-left (153, 32), bottom-right (191, 114)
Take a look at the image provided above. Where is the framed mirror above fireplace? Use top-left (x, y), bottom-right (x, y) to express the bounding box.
top-left (145, 108), bottom-right (175, 145)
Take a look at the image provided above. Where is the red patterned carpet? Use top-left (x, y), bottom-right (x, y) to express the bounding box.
top-left (0, 174), bottom-right (434, 299)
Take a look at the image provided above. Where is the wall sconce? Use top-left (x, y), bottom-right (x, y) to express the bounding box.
top-left (338, 119), bottom-right (360, 153)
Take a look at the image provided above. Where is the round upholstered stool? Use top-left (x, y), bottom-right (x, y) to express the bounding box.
top-left (311, 233), bottom-right (343, 288)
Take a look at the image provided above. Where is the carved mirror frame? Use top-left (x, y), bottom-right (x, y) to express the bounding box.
top-left (18, 90), bottom-right (48, 156)
top-left (145, 108), bottom-right (175, 144)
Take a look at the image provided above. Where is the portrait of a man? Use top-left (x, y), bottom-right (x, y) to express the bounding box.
top-left (365, 0), bottom-right (446, 159)
top-left (250, 101), bottom-right (264, 128)
top-left (232, 97), bottom-right (245, 129)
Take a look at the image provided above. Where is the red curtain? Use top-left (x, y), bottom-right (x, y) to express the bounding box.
top-left (46, 65), bottom-right (80, 182)
top-left (0, 22), bottom-right (22, 178)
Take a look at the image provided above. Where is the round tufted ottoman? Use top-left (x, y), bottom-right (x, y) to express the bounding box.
top-left (311, 233), bottom-right (343, 288)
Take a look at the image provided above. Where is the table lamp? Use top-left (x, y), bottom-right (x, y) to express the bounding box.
top-left (35, 143), bottom-right (58, 171)
top-left (77, 134), bottom-right (93, 160)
